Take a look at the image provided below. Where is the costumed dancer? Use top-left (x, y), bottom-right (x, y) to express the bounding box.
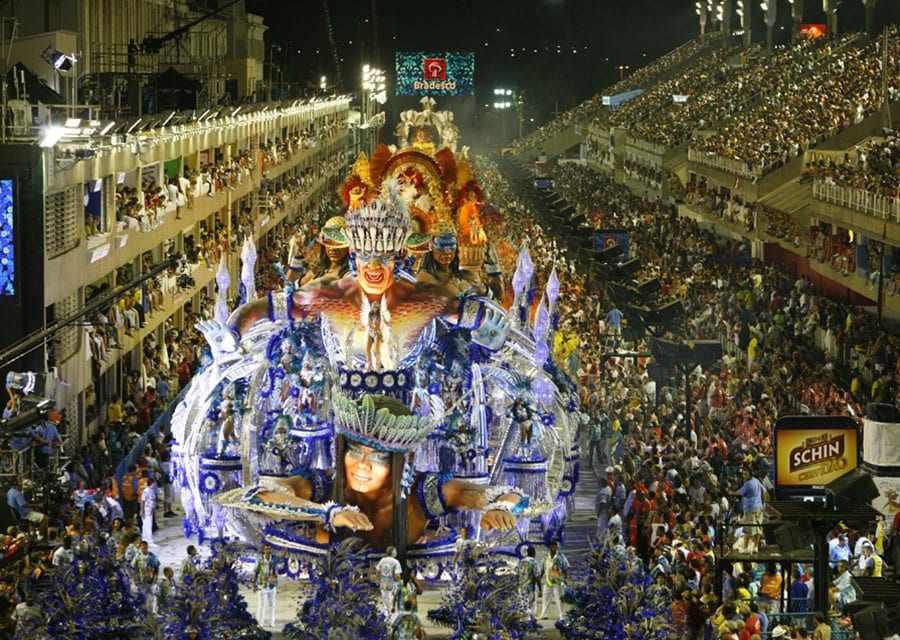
top-left (254, 544), bottom-right (279, 628)
top-left (539, 542), bottom-right (569, 621)
top-left (375, 546), bottom-right (402, 615)
top-left (517, 545), bottom-right (541, 616)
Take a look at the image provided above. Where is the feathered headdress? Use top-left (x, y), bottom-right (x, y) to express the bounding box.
top-left (318, 215), bottom-right (348, 248)
top-left (368, 144), bottom-right (393, 190)
top-left (344, 178), bottom-right (413, 255)
top-left (332, 386), bottom-right (437, 453)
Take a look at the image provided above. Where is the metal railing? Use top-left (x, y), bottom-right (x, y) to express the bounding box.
top-left (813, 179), bottom-right (900, 222)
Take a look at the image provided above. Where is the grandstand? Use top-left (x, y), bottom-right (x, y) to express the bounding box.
top-left (517, 25), bottom-right (899, 321)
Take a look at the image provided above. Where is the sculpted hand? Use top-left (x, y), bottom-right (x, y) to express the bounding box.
top-left (480, 509), bottom-right (517, 531)
top-left (472, 304), bottom-right (510, 351)
top-left (332, 510), bottom-right (374, 531)
top-left (196, 320), bottom-right (240, 360)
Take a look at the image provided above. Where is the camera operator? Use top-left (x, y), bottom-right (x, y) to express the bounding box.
top-left (30, 419), bottom-right (61, 471)
top-left (6, 479), bottom-right (46, 527)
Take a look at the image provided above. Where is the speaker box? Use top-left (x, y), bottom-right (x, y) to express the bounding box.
top-left (688, 340), bottom-right (724, 366)
top-left (609, 258), bottom-right (641, 279)
top-left (866, 402), bottom-right (900, 422)
top-left (826, 469), bottom-right (879, 511)
top-left (772, 522), bottom-right (815, 551)
top-left (850, 603), bottom-right (900, 640)
top-left (637, 278), bottom-right (662, 297)
top-left (595, 244), bottom-right (623, 263)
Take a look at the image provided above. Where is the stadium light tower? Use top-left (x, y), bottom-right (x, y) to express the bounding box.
top-left (822, 0), bottom-right (839, 39)
top-left (787, 0), bottom-right (805, 41)
top-left (735, 0), bottom-right (752, 45)
top-left (493, 88), bottom-right (514, 142)
top-left (760, 0), bottom-right (777, 51)
top-left (695, 1), bottom-right (708, 35)
top-left (864, 0), bottom-right (877, 39)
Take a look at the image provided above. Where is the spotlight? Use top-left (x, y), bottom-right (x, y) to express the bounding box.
top-left (41, 46), bottom-right (75, 72)
top-left (38, 126), bottom-right (65, 148)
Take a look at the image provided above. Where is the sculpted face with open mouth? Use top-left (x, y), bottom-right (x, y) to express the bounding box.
top-left (356, 253), bottom-right (395, 296)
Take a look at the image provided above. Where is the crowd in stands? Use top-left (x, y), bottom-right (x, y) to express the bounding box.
top-left (691, 29), bottom-right (899, 178)
top-left (86, 116), bottom-right (346, 239)
top-left (506, 33), bottom-right (721, 152)
top-left (481, 160), bottom-right (899, 639)
top-left (807, 135), bottom-right (899, 199)
top-left (630, 36), bottom-right (838, 149)
top-left (0, 318), bottom-right (211, 636)
top-left (607, 47), bottom-right (736, 130)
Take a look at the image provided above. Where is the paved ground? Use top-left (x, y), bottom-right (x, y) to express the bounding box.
top-left (153, 455), bottom-right (603, 639)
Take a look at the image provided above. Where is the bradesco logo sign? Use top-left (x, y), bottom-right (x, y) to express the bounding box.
top-left (395, 52), bottom-right (475, 96)
top-left (416, 57), bottom-right (453, 92)
top-left (423, 58), bottom-right (446, 81)
top-left (774, 416), bottom-right (859, 493)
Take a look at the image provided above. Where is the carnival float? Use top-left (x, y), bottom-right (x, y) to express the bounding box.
top-left (170, 98), bottom-right (582, 579)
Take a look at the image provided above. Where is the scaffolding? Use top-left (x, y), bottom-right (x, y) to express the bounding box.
top-left (80, 0), bottom-right (233, 119)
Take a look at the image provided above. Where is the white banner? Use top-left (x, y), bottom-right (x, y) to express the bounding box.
top-left (863, 418), bottom-right (900, 470)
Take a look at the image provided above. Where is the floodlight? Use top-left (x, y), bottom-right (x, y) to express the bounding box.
top-left (38, 126), bottom-right (65, 148)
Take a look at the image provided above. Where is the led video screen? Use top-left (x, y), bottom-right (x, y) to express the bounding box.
top-left (0, 179), bottom-right (14, 296)
top-left (395, 52), bottom-right (475, 97)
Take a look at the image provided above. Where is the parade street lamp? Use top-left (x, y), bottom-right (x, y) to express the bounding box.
top-left (616, 65), bottom-right (630, 81)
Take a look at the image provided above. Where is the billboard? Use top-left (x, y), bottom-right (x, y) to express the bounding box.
top-left (594, 230), bottom-right (630, 259)
top-left (773, 416), bottom-right (859, 499)
top-left (395, 52), bottom-right (475, 97)
top-left (0, 179), bottom-right (14, 296)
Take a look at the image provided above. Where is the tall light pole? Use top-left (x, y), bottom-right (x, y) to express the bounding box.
top-left (696, 1), bottom-right (709, 35)
top-left (761, 0), bottom-right (777, 52)
top-left (823, 0), bottom-right (839, 39)
top-left (362, 64), bottom-right (386, 155)
top-left (268, 44), bottom-right (281, 101)
top-left (864, 0), bottom-right (877, 39)
top-left (516, 91), bottom-right (525, 139)
top-left (736, 0), bottom-right (752, 46)
top-left (616, 65), bottom-right (630, 81)
top-left (788, 0), bottom-right (805, 42)
top-left (493, 88), bottom-right (514, 144)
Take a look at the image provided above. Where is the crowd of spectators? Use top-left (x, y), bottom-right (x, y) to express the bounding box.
top-left (479, 159), bottom-right (899, 639)
top-left (629, 36), bottom-right (841, 149)
top-left (0, 316), bottom-right (211, 636)
top-left (607, 47), bottom-right (736, 130)
top-left (506, 33), bottom-right (720, 152)
top-left (87, 115), bottom-right (346, 239)
top-left (807, 135), bottom-right (898, 199)
top-left (691, 29), bottom-right (899, 179)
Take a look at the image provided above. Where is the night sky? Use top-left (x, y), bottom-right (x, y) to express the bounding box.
top-left (250, 0), bottom-right (899, 137)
